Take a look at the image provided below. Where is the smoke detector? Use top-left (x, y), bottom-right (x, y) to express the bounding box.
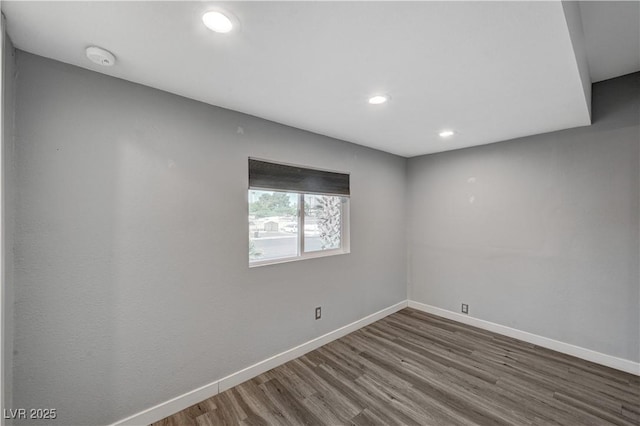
top-left (85, 46), bottom-right (116, 67)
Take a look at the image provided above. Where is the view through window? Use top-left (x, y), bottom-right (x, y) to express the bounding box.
top-left (248, 159), bottom-right (350, 266)
top-left (249, 190), bottom-right (348, 265)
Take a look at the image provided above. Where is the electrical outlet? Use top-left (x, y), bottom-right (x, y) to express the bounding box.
top-left (461, 303), bottom-right (469, 314)
top-left (315, 306), bottom-right (322, 320)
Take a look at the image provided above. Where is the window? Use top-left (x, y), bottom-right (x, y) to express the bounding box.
top-left (248, 159), bottom-right (350, 266)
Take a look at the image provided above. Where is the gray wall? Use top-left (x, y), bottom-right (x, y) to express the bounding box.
top-left (11, 51), bottom-right (406, 425)
top-left (407, 72), bottom-right (639, 363)
top-left (2, 33), bottom-right (16, 417)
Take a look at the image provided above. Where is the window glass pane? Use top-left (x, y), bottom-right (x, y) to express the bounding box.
top-left (304, 194), bottom-right (342, 252)
top-left (249, 190), bottom-right (299, 262)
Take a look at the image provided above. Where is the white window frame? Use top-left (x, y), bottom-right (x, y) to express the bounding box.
top-left (248, 189), bottom-right (350, 267)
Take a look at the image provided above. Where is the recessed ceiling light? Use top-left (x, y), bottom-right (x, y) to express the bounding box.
top-left (439, 130), bottom-right (455, 138)
top-left (368, 95), bottom-right (389, 105)
top-left (202, 10), bottom-right (234, 33)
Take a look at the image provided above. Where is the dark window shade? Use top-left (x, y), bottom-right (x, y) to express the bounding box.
top-left (249, 159), bottom-right (350, 196)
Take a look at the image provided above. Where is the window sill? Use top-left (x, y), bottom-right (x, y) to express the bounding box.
top-left (249, 247), bottom-right (350, 268)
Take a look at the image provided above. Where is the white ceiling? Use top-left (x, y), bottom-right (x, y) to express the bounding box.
top-left (2, 1), bottom-right (638, 157)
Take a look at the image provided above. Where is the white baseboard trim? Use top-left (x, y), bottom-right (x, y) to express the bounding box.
top-left (408, 300), bottom-right (640, 376)
top-left (111, 379), bottom-right (220, 426)
top-left (218, 299), bottom-right (408, 392)
top-left (111, 299), bottom-right (408, 425)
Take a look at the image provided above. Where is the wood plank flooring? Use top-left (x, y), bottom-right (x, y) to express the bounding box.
top-left (153, 308), bottom-right (640, 425)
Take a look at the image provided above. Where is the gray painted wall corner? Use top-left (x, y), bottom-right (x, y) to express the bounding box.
top-left (2, 28), bottom-right (16, 422)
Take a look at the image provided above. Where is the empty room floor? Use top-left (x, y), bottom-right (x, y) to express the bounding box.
top-left (154, 309), bottom-right (640, 425)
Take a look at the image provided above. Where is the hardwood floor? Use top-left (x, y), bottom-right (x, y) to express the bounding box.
top-left (153, 308), bottom-right (640, 425)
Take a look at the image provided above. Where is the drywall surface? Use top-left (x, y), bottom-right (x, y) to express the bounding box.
top-left (407, 72), bottom-right (639, 363)
top-left (12, 51), bottom-right (406, 425)
top-left (2, 34), bottom-right (16, 417)
top-left (561, 0), bottom-right (592, 119)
